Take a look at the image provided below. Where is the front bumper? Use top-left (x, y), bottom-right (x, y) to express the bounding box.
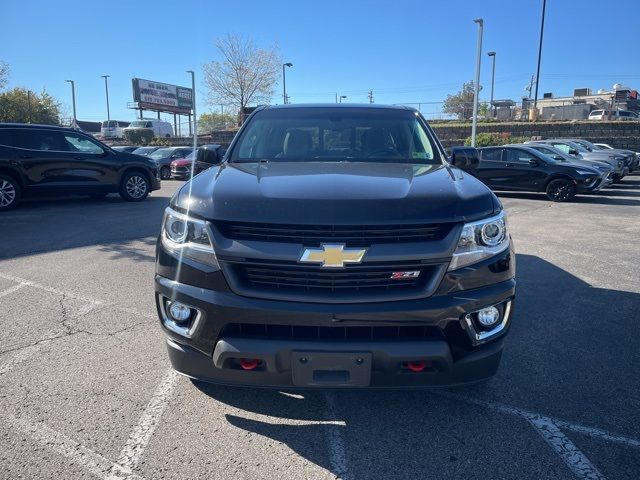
top-left (171, 166), bottom-right (191, 178)
top-left (154, 245), bottom-right (515, 388)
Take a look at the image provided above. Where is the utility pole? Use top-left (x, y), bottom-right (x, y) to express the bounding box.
top-left (487, 52), bottom-right (496, 118)
top-left (27, 90), bottom-right (32, 123)
top-left (282, 62), bottom-right (293, 104)
top-left (101, 75), bottom-right (110, 122)
top-left (66, 80), bottom-right (77, 124)
top-left (368, 90), bottom-right (374, 104)
top-left (533, 0), bottom-right (547, 110)
top-left (187, 70), bottom-right (197, 145)
top-left (471, 18), bottom-right (484, 147)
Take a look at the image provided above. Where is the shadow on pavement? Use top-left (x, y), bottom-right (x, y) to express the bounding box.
top-left (0, 193), bottom-right (170, 260)
top-left (497, 191), bottom-right (640, 206)
top-left (191, 254), bottom-right (639, 479)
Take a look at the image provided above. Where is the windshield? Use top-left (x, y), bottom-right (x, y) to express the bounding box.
top-left (149, 148), bottom-right (174, 159)
top-left (231, 107), bottom-right (442, 164)
top-left (130, 121), bottom-right (153, 128)
top-left (567, 142), bottom-right (588, 153)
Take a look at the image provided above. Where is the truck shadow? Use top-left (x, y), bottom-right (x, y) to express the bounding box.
top-left (192, 254), bottom-right (640, 479)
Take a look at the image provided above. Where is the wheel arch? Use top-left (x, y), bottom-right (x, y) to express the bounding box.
top-left (120, 166), bottom-right (152, 184)
top-left (543, 174), bottom-right (576, 189)
top-left (0, 166), bottom-right (25, 189)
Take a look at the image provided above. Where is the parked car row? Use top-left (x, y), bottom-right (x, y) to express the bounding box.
top-left (588, 109), bottom-right (639, 121)
top-left (451, 138), bottom-right (638, 202)
top-left (0, 124), bottom-right (161, 211)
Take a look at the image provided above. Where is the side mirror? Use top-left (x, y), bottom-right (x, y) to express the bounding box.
top-left (568, 149), bottom-right (578, 155)
top-left (450, 147), bottom-right (480, 173)
top-left (529, 159), bottom-right (539, 167)
top-left (197, 146), bottom-right (220, 165)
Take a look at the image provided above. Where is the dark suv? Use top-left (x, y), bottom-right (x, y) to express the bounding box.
top-left (476, 145), bottom-right (602, 201)
top-left (155, 104), bottom-right (515, 389)
top-left (0, 124), bottom-right (161, 211)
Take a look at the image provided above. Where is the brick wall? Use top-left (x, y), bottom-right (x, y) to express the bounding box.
top-left (431, 121), bottom-right (640, 150)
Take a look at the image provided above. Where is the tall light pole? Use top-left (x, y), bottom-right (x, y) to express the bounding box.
top-left (100, 75), bottom-right (110, 122)
top-left (471, 18), bottom-right (484, 147)
top-left (282, 63), bottom-right (293, 104)
top-left (487, 52), bottom-right (496, 118)
top-left (187, 70), bottom-right (197, 147)
top-left (533, 0), bottom-right (547, 110)
top-left (65, 80), bottom-right (77, 125)
top-left (339, 95), bottom-right (347, 103)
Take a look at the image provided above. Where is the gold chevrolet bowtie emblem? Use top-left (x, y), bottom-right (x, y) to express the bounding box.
top-left (299, 244), bottom-right (367, 268)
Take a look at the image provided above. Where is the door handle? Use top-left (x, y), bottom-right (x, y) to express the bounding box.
top-left (19, 154), bottom-right (32, 159)
top-left (505, 163), bottom-right (514, 167)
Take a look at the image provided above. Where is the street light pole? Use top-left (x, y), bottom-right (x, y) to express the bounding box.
top-left (339, 95), bottom-right (347, 103)
top-left (27, 90), bottom-right (32, 123)
top-left (100, 75), bottom-right (110, 122)
top-left (282, 62), bottom-right (293, 104)
top-left (533, 0), bottom-right (547, 110)
top-left (487, 52), bottom-right (496, 118)
top-left (65, 80), bottom-right (77, 125)
top-left (187, 70), bottom-right (197, 146)
top-left (471, 18), bottom-right (484, 147)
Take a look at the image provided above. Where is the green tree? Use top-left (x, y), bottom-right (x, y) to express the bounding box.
top-left (198, 111), bottom-right (236, 133)
top-left (0, 88), bottom-right (62, 124)
top-left (443, 81), bottom-right (483, 120)
top-left (203, 34), bottom-right (281, 113)
top-left (0, 61), bottom-right (9, 90)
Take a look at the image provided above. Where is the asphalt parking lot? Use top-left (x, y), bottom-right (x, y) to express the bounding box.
top-left (0, 176), bottom-right (639, 480)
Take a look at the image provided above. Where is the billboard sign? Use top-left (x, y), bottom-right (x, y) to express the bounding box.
top-left (132, 78), bottom-right (193, 114)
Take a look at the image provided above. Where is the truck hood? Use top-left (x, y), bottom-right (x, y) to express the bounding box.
top-left (172, 161), bottom-right (499, 224)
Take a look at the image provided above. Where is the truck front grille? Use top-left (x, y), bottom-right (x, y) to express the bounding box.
top-left (220, 323), bottom-right (445, 342)
top-left (215, 221), bottom-right (452, 246)
top-left (221, 258), bottom-right (446, 303)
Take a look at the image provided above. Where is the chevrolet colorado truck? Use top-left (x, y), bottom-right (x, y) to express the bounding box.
top-left (154, 104), bottom-right (515, 388)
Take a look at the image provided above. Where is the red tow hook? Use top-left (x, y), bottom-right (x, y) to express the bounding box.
top-left (239, 358), bottom-right (260, 371)
top-left (406, 361), bottom-right (426, 373)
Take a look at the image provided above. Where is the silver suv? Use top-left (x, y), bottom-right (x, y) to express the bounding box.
top-left (525, 139), bottom-right (626, 181)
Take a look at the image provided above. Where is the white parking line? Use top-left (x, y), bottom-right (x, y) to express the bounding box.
top-left (0, 282), bottom-right (27, 298)
top-left (526, 414), bottom-right (606, 480)
top-left (0, 271), bottom-right (104, 305)
top-left (106, 369), bottom-right (180, 479)
top-left (437, 392), bottom-right (640, 479)
top-left (437, 391), bottom-right (640, 449)
top-left (324, 392), bottom-right (350, 480)
top-left (3, 413), bottom-right (143, 480)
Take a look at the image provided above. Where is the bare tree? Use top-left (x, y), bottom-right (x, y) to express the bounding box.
top-left (0, 61), bottom-right (9, 90)
top-left (203, 34), bottom-right (281, 115)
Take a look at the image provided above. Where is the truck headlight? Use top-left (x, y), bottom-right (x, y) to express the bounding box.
top-left (161, 207), bottom-right (219, 268)
top-left (448, 211), bottom-right (509, 271)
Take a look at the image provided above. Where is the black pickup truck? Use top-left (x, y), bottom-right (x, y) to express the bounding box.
top-left (154, 104), bottom-right (515, 388)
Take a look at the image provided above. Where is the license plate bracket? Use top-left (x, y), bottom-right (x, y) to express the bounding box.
top-left (291, 352), bottom-right (372, 387)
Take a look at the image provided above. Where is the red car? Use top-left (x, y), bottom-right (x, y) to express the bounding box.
top-left (170, 145), bottom-right (223, 180)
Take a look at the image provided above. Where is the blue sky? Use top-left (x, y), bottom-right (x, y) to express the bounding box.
top-left (2, 0), bottom-right (639, 124)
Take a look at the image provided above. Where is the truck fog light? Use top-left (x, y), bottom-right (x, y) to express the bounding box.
top-left (477, 306), bottom-right (500, 327)
top-left (168, 301), bottom-right (192, 322)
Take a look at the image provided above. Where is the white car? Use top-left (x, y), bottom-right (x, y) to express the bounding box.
top-left (123, 119), bottom-right (173, 138)
top-left (101, 120), bottom-right (130, 139)
top-left (588, 110), bottom-right (639, 121)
